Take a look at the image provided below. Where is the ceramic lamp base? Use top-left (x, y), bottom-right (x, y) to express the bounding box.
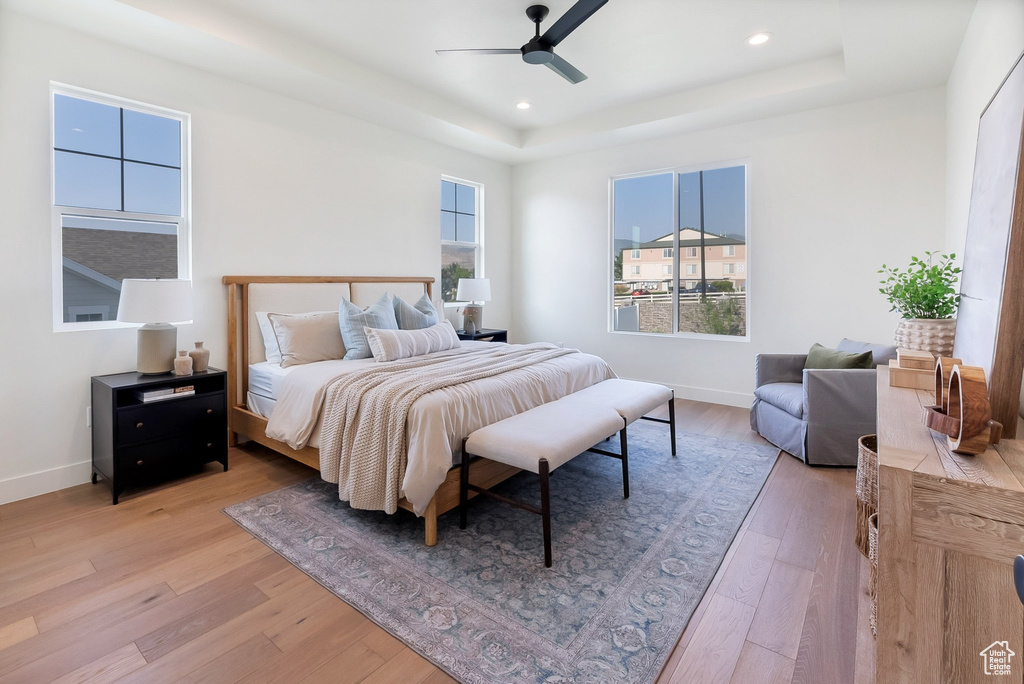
top-left (462, 304), bottom-right (484, 335)
top-left (137, 323), bottom-right (177, 374)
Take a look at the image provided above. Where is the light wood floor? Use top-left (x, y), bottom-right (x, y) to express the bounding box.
top-left (0, 400), bottom-right (874, 683)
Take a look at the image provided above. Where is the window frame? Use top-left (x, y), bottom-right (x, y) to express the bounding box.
top-left (608, 159), bottom-right (750, 342)
top-left (50, 83), bottom-right (191, 332)
top-left (440, 175), bottom-right (484, 307)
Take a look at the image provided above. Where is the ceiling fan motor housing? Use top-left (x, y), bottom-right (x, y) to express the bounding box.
top-left (522, 38), bottom-right (554, 64)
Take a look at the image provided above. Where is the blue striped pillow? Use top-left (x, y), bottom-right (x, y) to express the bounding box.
top-left (338, 293), bottom-right (398, 360)
top-left (393, 293), bottom-right (438, 330)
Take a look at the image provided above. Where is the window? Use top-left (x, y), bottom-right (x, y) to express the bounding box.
top-left (440, 177), bottom-right (483, 303)
top-left (52, 85), bottom-right (189, 330)
top-left (612, 164), bottom-right (747, 337)
top-left (631, 249), bottom-right (641, 259)
top-left (630, 265), bottom-right (641, 275)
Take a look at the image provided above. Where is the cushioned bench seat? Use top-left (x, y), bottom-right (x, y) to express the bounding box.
top-left (571, 378), bottom-right (676, 455)
top-left (461, 391), bottom-right (630, 567)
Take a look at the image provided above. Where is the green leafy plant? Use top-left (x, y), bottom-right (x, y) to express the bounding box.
top-left (878, 252), bottom-right (961, 319)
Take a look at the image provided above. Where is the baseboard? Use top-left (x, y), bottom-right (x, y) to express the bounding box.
top-left (620, 378), bottom-right (754, 409)
top-left (0, 460), bottom-right (92, 506)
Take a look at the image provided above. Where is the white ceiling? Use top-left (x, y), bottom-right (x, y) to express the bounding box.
top-left (1, 0), bottom-right (978, 163)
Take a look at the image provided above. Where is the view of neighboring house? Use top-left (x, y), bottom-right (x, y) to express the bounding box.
top-left (619, 227), bottom-right (746, 292)
top-left (61, 226), bottom-right (177, 322)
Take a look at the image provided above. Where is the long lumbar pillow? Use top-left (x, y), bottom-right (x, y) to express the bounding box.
top-left (339, 293), bottom-right (399, 360)
top-left (364, 320), bottom-right (461, 362)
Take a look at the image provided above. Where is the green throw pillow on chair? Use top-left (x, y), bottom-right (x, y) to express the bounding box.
top-left (805, 343), bottom-right (874, 370)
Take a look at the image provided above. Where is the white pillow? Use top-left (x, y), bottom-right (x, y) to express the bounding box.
top-left (255, 311), bottom-right (282, 364)
top-left (267, 311), bottom-right (346, 367)
top-left (364, 320), bottom-right (461, 362)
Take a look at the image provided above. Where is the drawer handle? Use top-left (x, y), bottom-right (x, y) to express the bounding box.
top-left (206, 409), bottom-right (213, 415)
top-left (136, 422), bottom-right (144, 429)
top-left (137, 460), bottom-right (144, 466)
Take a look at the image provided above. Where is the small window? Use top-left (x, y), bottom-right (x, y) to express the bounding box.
top-left (441, 177), bottom-right (484, 302)
top-left (663, 248), bottom-right (673, 258)
top-left (685, 247), bottom-right (698, 258)
top-left (631, 249), bottom-right (641, 259)
top-left (630, 265), bottom-right (641, 275)
top-left (724, 263), bottom-right (737, 275)
top-left (724, 245), bottom-right (736, 257)
top-left (52, 85), bottom-right (190, 330)
top-left (686, 264), bottom-right (698, 275)
top-left (663, 264), bottom-right (673, 275)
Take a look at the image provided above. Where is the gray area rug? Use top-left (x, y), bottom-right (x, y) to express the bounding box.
top-left (225, 422), bottom-right (778, 683)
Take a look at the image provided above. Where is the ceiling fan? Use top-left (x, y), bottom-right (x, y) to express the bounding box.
top-left (435, 0), bottom-right (608, 84)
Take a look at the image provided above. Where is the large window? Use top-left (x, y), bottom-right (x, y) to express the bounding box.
top-left (52, 84), bottom-right (190, 329)
top-left (611, 164), bottom-right (747, 337)
top-left (440, 177), bottom-right (483, 303)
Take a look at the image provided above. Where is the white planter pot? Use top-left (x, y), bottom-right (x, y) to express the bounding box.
top-left (894, 318), bottom-right (956, 357)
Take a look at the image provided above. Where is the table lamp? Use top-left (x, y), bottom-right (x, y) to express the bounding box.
top-left (117, 279), bottom-right (194, 374)
top-left (456, 278), bottom-right (491, 335)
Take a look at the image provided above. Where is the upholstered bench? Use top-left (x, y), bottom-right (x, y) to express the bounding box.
top-left (571, 378), bottom-right (676, 456)
top-left (460, 396), bottom-right (628, 567)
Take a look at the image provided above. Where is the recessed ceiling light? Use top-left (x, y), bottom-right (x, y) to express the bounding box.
top-left (746, 32), bottom-right (772, 46)
top-left (516, 101), bottom-right (531, 110)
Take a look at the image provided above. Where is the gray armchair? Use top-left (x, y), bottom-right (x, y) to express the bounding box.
top-left (750, 339), bottom-right (896, 466)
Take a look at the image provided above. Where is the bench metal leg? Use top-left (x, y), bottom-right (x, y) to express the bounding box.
top-left (669, 392), bottom-right (676, 457)
top-left (620, 427), bottom-right (629, 499)
top-left (539, 458), bottom-right (552, 568)
top-left (459, 440), bottom-right (470, 530)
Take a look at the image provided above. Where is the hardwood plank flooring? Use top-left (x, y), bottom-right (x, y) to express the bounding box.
top-left (0, 399), bottom-right (872, 683)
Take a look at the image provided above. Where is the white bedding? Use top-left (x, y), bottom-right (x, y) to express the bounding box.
top-left (264, 341), bottom-right (615, 515)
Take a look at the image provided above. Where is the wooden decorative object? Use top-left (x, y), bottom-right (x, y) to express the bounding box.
top-left (953, 50), bottom-right (1024, 439)
top-left (934, 356), bottom-right (962, 411)
top-left (923, 362), bottom-right (1003, 454)
top-left (896, 348), bottom-right (935, 370)
top-left (888, 359), bottom-right (933, 391)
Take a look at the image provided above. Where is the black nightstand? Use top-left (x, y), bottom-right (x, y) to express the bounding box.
top-left (91, 368), bottom-right (228, 504)
top-left (457, 328), bottom-right (508, 342)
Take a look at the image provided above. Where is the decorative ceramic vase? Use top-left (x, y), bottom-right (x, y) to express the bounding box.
top-left (173, 350), bottom-right (193, 376)
top-left (189, 341), bottom-right (210, 372)
top-left (894, 318), bottom-right (956, 357)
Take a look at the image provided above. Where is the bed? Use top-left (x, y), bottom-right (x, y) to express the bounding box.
top-left (223, 275), bottom-right (614, 545)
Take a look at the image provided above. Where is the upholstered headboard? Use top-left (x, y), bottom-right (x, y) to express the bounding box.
top-left (222, 276), bottom-right (434, 410)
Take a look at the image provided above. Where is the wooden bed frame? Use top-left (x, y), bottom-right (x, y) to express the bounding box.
top-left (222, 275), bottom-right (520, 546)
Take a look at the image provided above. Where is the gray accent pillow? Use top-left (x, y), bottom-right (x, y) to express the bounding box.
top-left (837, 338), bottom-right (897, 368)
top-left (394, 293), bottom-right (438, 330)
top-left (338, 293), bottom-right (398, 360)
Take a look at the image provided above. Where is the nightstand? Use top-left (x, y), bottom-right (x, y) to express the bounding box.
top-left (457, 328), bottom-right (508, 342)
top-left (91, 368), bottom-right (228, 504)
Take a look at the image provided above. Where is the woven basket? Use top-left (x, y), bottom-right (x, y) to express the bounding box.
top-left (855, 434), bottom-right (878, 558)
top-left (868, 512), bottom-right (878, 637)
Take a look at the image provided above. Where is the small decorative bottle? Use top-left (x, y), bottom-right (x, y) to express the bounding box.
top-left (189, 341), bottom-right (210, 372)
top-left (174, 350), bottom-right (193, 376)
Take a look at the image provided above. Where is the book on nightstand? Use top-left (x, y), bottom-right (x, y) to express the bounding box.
top-left (135, 385), bottom-right (195, 403)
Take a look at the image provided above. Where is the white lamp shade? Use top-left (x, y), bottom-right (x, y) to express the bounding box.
top-left (117, 279), bottom-right (194, 323)
top-left (456, 278), bottom-right (491, 302)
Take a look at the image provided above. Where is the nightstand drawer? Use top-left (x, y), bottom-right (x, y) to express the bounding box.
top-left (117, 393), bottom-right (225, 446)
top-left (118, 432), bottom-right (224, 475)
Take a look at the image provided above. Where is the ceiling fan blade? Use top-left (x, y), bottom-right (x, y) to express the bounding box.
top-left (540, 0), bottom-right (608, 47)
top-left (545, 53), bottom-right (588, 84)
top-left (435, 49), bottom-right (521, 55)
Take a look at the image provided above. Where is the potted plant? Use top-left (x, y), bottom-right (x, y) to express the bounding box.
top-left (878, 251), bottom-right (961, 356)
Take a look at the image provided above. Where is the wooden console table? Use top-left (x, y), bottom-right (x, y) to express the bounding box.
top-left (876, 365), bottom-right (1024, 683)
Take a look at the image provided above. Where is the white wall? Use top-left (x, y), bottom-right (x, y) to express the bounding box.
top-left (511, 88), bottom-right (947, 406)
top-left (0, 11), bottom-right (512, 504)
top-left (945, 0), bottom-right (1024, 257)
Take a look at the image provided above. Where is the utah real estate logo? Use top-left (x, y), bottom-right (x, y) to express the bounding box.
top-left (980, 641), bottom-right (1015, 676)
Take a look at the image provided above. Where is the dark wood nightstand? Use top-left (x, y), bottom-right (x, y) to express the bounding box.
top-left (456, 328), bottom-right (508, 342)
top-left (91, 368), bottom-right (228, 504)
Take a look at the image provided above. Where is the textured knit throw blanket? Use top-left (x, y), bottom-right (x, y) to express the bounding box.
top-left (318, 343), bottom-right (577, 513)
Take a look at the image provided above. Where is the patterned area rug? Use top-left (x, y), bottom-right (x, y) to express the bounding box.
top-left (225, 422), bottom-right (778, 683)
